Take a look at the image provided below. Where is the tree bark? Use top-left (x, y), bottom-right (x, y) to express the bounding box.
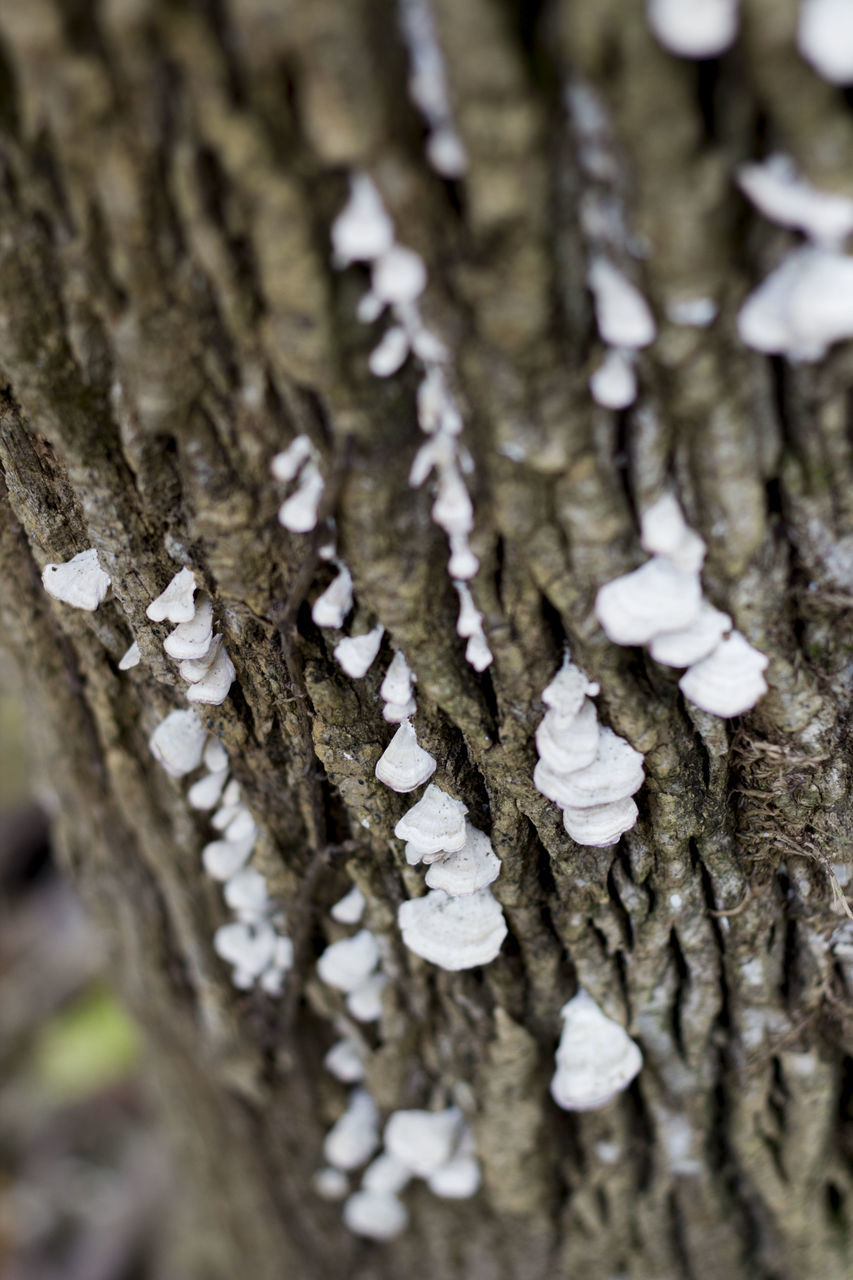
top-left (1, 1), bottom-right (852, 1277)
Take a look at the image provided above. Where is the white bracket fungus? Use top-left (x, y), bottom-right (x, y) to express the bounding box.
top-left (271, 434), bottom-right (316, 482)
top-left (372, 245), bottom-right (428, 305)
top-left (394, 783), bottom-right (468, 859)
top-left (595, 555), bottom-right (703, 646)
top-left (42, 547), bottom-right (111, 611)
top-left (278, 459), bottom-right (325, 533)
top-left (330, 885), bottom-right (366, 925)
top-left (551, 988), bottom-right (643, 1111)
top-left (146, 567), bottom-right (197, 624)
top-left (362, 1152), bottom-right (412, 1195)
top-left (380, 650), bottom-right (417, 722)
top-left (560, 797), bottom-right (639, 848)
top-left (737, 155), bottom-right (853, 248)
top-left (324, 1038), bottom-right (368, 1083)
top-left (397, 887), bottom-right (507, 969)
top-left (183, 638), bottom-right (237, 706)
top-left (203, 737), bottom-right (229, 773)
top-left (223, 867), bottom-right (270, 920)
top-left (312, 566), bottom-right (354, 629)
top-left (423, 823), bottom-right (501, 896)
top-left (383, 1107), bottom-right (463, 1178)
top-left (163, 596), bottom-right (214, 660)
top-left (737, 245), bottom-right (853, 362)
top-left (202, 831), bottom-right (257, 882)
top-left (398, 0), bottom-right (468, 178)
top-left (677, 630), bottom-right (769, 718)
top-left (187, 769), bottom-right (228, 811)
top-left (587, 257), bottom-right (656, 350)
top-left (369, 325), bottom-right (410, 378)
top-left (118, 640), bottom-right (141, 670)
top-left (149, 708), bottom-right (208, 778)
top-left (331, 174), bottom-right (395, 267)
top-left (797, 0), bottom-right (853, 85)
top-left (346, 971), bottom-right (388, 1022)
top-left (590, 348), bottom-right (638, 410)
top-left (313, 1167), bottom-right (350, 1201)
top-left (639, 493), bottom-right (706, 575)
top-left (375, 720), bottom-right (437, 792)
top-left (649, 601), bottom-right (732, 668)
top-left (334, 624), bottom-right (385, 679)
top-left (534, 726), bottom-right (645, 811)
top-left (646, 0), bottom-right (739, 59)
top-left (323, 1089), bottom-right (381, 1171)
top-left (535, 697), bottom-right (600, 775)
top-left (213, 920), bottom-right (277, 979)
top-left (343, 1189), bottom-right (408, 1241)
top-left (317, 929), bottom-right (381, 993)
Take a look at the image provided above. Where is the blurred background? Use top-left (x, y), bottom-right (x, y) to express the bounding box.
top-left (0, 652), bottom-right (171, 1280)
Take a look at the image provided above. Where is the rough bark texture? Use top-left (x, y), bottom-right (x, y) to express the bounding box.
top-left (1, 2), bottom-right (853, 1277)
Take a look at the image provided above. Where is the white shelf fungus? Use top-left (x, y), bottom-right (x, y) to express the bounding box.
top-left (590, 348), bottom-right (638, 409)
top-left (543, 662), bottom-right (599, 718)
top-left (397, 887), bottom-right (507, 969)
top-left (323, 1089), bottom-right (381, 1171)
top-left (384, 1107), bottom-right (462, 1178)
top-left (312, 566), bottom-right (354, 629)
top-left (375, 720), bottom-right (437, 792)
top-left (369, 326), bottom-right (410, 378)
top-left (331, 885), bottom-right (366, 925)
top-left (146, 567), bottom-right (197, 624)
top-left (187, 769), bottom-right (228, 810)
top-left (372, 245), bottom-right (428, 305)
top-left (317, 929), bottom-right (381, 994)
top-left (331, 173), bottom-right (395, 267)
top-left (223, 867), bottom-right (270, 919)
top-left (677, 630), bottom-right (769, 717)
top-left (346, 971), bottom-right (388, 1023)
top-left (324, 1038), bottom-right (367, 1083)
top-left (535, 727), bottom-right (645, 811)
top-left (639, 494), bottom-right (706, 575)
top-left (271, 435), bottom-right (314, 483)
top-left (737, 155), bottom-right (853, 247)
top-left (202, 832), bottom-right (256, 881)
top-left (427, 1132), bottom-right (482, 1199)
top-left (394, 783), bottom-right (468, 858)
top-left (561, 797), bottom-right (640, 848)
top-left (587, 257), bottom-right (656, 349)
top-left (535, 698), bottom-right (600, 775)
top-left (334, 625), bottom-right (384, 679)
top-left (42, 547), bottom-right (111, 612)
top-left (213, 920), bottom-right (277, 979)
top-left (465, 631), bottom-right (493, 672)
top-left (380, 651), bottom-right (415, 706)
top-left (184, 640), bottom-right (236, 706)
top-left (646, 0), bottom-right (739, 59)
top-left (595, 556), bottom-right (702, 646)
top-left (149, 708), bottom-right (207, 778)
top-left (424, 823), bottom-right (501, 896)
top-left (362, 1152), bottom-right (412, 1195)
top-left (797, 0), bottom-right (853, 84)
top-left (447, 534), bottom-right (479, 581)
top-left (203, 737), bottom-right (229, 773)
top-left (163, 596), bottom-right (214, 660)
top-left (313, 1167), bottom-right (350, 1201)
top-left (551, 989), bottom-right (643, 1111)
top-left (278, 460), bottom-right (325, 533)
top-left (649, 601), bottom-right (733, 668)
top-left (118, 640), bottom-right (141, 670)
top-left (737, 245), bottom-right (853, 361)
top-left (343, 1190), bottom-right (408, 1241)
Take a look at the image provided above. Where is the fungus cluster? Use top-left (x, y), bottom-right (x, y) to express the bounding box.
top-left (397, 0), bottom-right (468, 178)
top-left (646, 0), bottom-right (739, 59)
top-left (797, 0), bottom-right (853, 85)
top-left (551, 989), bottom-right (643, 1111)
top-left (533, 659), bottom-right (645, 847)
top-left (148, 568), bottom-right (236, 706)
top-left (272, 434), bottom-right (325, 533)
top-left (330, 174), bottom-right (492, 673)
top-left (595, 495), bottom-right (769, 717)
top-left (41, 547), bottom-right (111, 611)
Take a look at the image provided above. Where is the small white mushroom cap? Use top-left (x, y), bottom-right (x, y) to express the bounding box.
top-left (561, 797), bottom-right (639, 847)
top-left (343, 1190), bottom-right (408, 1240)
top-left (312, 566), bottom-right (354, 629)
top-left (646, 0), bottom-right (738, 59)
top-left (432, 466), bottom-right (474, 536)
top-left (372, 245), bottom-right (428, 304)
top-left (595, 556), bottom-right (702, 646)
top-left (589, 348), bottom-right (637, 409)
top-left (542, 661), bottom-right (600, 719)
top-left (149, 708), bottom-right (207, 778)
top-left (346, 971), bottom-right (388, 1022)
top-left (455, 583), bottom-right (482, 639)
top-left (118, 640), bottom-right (141, 670)
top-left (213, 921), bottom-right (277, 977)
top-left (331, 885), bottom-right (366, 925)
top-left (465, 632), bottom-right (493, 672)
top-left (278, 461), bottom-right (325, 533)
top-left (737, 246), bottom-right (853, 361)
top-left (737, 155), bottom-right (853, 248)
top-left (394, 783), bottom-right (468, 857)
top-left (317, 929), bottom-right (381, 994)
top-left (185, 642), bottom-right (237, 707)
top-left (375, 720), bottom-right (437, 793)
top-left (534, 727), bottom-right (644, 809)
top-left (678, 631), bottom-right (769, 717)
top-left (535, 699), bottom-right (600, 775)
top-left (203, 737), bottom-right (229, 773)
top-left (639, 494), bottom-right (707, 575)
top-left (331, 173), bottom-right (395, 266)
top-left (649, 601), bottom-right (733, 668)
top-left (384, 1107), bottom-right (462, 1178)
top-left (380, 651), bottom-right (415, 705)
top-left (221, 778), bottom-right (241, 806)
top-left (447, 533), bottom-right (479, 580)
top-left (368, 326), bottom-right (410, 378)
top-left (383, 697), bottom-right (418, 723)
top-left (334, 625), bottom-right (385, 679)
top-left (271, 435), bottom-right (314, 483)
top-left (163, 596), bottom-right (214, 660)
top-left (312, 1167), bottom-right (350, 1201)
top-left (201, 831), bottom-right (256, 881)
top-left (324, 1038), bottom-right (367, 1083)
top-left (550, 988), bottom-right (643, 1111)
top-left (147, 567), bottom-right (197, 624)
top-left (223, 867), bottom-right (269, 918)
top-left (427, 126), bottom-right (468, 177)
top-left (187, 769), bottom-right (228, 810)
top-left (424, 823), bottom-right (501, 896)
top-left (323, 1089), bottom-right (381, 1171)
top-left (42, 547), bottom-right (111, 611)
top-left (587, 257), bottom-right (656, 349)
top-left (397, 888), bottom-right (507, 970)
top-left (797, 0), bottom-right (853, 85)
top-left (362, 1151), bottom-right (412, 1195)
top-left (427, 1153), bottom-right (482, 1199)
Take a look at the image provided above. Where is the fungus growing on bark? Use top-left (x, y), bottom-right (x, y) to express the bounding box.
top-left (118, 640), bottom-right (141, 670)
top-left (737, 155), bottom-right (853, 247)
top-left (183, 638), bottom-right (237, 706)
top-left (426, 1127), bottom-right (481, 1199)
top-left (397, 888), bottom-right (507, 969)
top-left (550, 988), bottom-right (643, 1111)
top-left (737, 246), bottom-right (853, 361)
top-left (646, 0), bottom-right (739, 58)
top-left (163, 596), bottom-right (214, 660)
top-left (362, 1151), bottom-right (412, 1195)
top-left (312, 566), bottom-right (354, 629)
top-left (313, 1168), bottom-right (350, 1202)
top-left (587, 257), bottom-right (656, 349)
top-left (534, 727), bottom-right (646, 810)
top-left (331, 173), bottom-right (395, 267)
top-left (589, 348), bottom-right (637, 409)
top-left (203, 737), bottom-right (229, 773)
top-left (678, 631), bottom-right (769, 717)
top-left (149, 708), bottom-right (207, 778)
top-left (535, 698), bottom-right (601, 775)
top-left (201, 832), bottom-right (256, 882)
top-left (424, 823), bottom-right (501, 896)
top-left (146, 567), bottom-right (197, 623)
top-left (324, 1038), bottom-right (367, 1083)
top-left (372, 245), bottom-right (428, 304)
top-left (270, 434), bottom-right (315, 483)
top-left (639, 494), bottom-right (706, 574)
top-left (384, 1107), bottom-right (463, 1178)
top-left (398, 0), bottom-right (468, 178)
top-left (649, 601), bottom-right (733, 668)
top-left (342, 1190), bottom-right (408, 1241)
top-left (223, 867), bottom-right (269, 920)
top-left (368, 326), bottom-right (410, 377)
top-left (797, 0), bottom-right (853, 84)
top-left (331, 885), bottom-right (366, 925)
top-left (334, 625), bottom-right (385, 678)
top-left (394, 783), bottom-right (468, 858)
top-left (187, 769), bottom-right (228, 811)
top-left (213, 920), bottom-right (277, 982)
top-left (317, 929), bottom-right (381, 993)
top-left (375, 720), bottom-right (437, 792)
top-left (323, 1089), bottom-right (381, 1171)
top-left (42, 547), bottom-right (111, 611)
top-left (346, 971), bottom-right (388, 1022)
top-left (560, 797), bottom-right (640, 848)
top-left (278, 460), bottom-right (325, 533)
top-left (595, 556), bottom-right (702, 646)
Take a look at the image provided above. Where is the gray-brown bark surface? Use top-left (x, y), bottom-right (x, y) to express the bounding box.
top-left (1, 1), bottom-right (853, 1277)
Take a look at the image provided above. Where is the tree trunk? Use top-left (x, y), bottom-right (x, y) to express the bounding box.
top-left (1, 1), bottom-right (852, 1277)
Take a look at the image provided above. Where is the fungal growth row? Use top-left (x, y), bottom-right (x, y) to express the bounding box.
top-left (397, 0), bottom-right (467, 178)
top-left (596, 495), bottom-right (769, 718)
top-left (330, 173), bottom-right (492, 672)
top-left (533, 658), bottom-right (645, 848)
